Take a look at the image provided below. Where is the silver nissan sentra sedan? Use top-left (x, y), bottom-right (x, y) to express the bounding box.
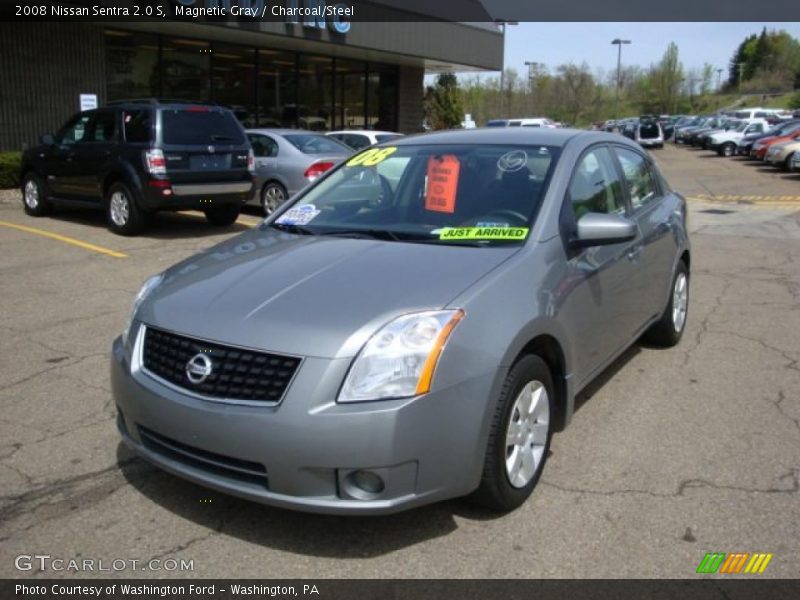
top-left (111, 128), bottom-right (690, 514)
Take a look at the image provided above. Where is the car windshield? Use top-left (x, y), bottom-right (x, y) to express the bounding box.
top-left (284, 134), bottom-right (350, 154)
top-left (267, 143), bottom-right (560, 246)
top-left (732, 122), bottom-right (749, 132)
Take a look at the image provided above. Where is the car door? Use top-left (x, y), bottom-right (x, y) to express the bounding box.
top-left (69, 109), bottom-right (119, 200)
top-left (44, 112), bottom-right (93, 197)
top-left (558, 145), bottom-right (643, 383)
top-left (248, 133), bottom-right (279, 183)
top-left (612, 145), bottom-right (676, 324)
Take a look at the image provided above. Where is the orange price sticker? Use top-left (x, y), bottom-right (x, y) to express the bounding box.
top-left (425, 154), bottom-right (460, 214)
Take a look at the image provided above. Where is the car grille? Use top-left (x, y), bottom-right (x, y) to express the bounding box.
top-left (141, 326), bottom-right (301, 403)
top-left (138, 426), bottom-right (268, 488)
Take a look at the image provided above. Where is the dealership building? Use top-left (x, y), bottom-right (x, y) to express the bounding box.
top-left (0, 14), bottom-right (503, 152)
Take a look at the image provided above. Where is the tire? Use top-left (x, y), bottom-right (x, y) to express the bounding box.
top-left (471, 354), bottom-right (555, 512)
top-left (204, 204), bottom-right (240, 227)
top-left (643, 260), bottom-right (689, 347)
top-left (261, 181), bottom-right (287, 216)
top-left (783, 153), bottom-right (794, 172)
top-left (106, 181), bottom-right (145, 236)
top-left (21, 172), bottom-right (51, 217)
top-left (720, 143), bottom-right (735, 157)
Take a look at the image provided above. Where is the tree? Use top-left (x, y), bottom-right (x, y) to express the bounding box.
top-left (424, 73), bottom-right (465, 130)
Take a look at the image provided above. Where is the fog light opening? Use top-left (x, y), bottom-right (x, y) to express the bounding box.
top-left (346, 470), bottom-right (385, 499)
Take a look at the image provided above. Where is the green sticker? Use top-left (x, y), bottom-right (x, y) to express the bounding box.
top-left (438, 227), bottom-right (529, 241)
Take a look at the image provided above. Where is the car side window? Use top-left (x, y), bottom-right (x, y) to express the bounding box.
top-left (123, 110), bottom-right (152, 143)
top-left (615, 147), bottom-right (659, 211)
top-left (57, 113), bottom-right (92, 145)
top-left (87, 111), bottom-right (117, 142)
top-left (568, 147), bottom-right (626, 221)
top-left (249, 134), bottom-right (278, 158)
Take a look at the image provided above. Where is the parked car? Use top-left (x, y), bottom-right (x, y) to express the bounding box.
top-left (749, 122), bottom-right (800, 160)
top-left (764, 138), bottom-right (800, 170)
top-left (485, 119), bottom-right (510, 127)
top-left (111, 128), bottom-right (690, 514)
top-left (621, 118), bottom-right (664, 148)
top-left (673, 116), bottom-right (709, 143)
top-left (326, 130), bottom-right (404, 151)
top-left (707, 119), bottom-right (769, 156)
top-left (737, 120), bottom-right (800, 157)
top-left (685, 117), bottom-right (731, 147)
top-left (20, 99), bottom-right (254, 235)
top-left (246, 129), bottom-right (352, 215)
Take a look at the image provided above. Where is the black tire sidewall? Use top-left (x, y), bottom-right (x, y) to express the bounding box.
top-left (477, 354), bottom-right (555, 511)
top-left (645, 260), bottom-right (689, 347)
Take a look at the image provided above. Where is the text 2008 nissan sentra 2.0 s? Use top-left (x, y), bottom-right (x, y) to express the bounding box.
top-left (111, 128), bottom-right (690, 514)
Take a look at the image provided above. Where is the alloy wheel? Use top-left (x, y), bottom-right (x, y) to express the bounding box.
top-left (505, 380), bottom-right (550, 488)
top-left (262, 185), bottom-right (286, 215)
top-left (24, 180), bottom-right (39, 209)
top-left (672, 272), bottom-right (688, 333)
top-left (109, 191), bottom-right (130, 226)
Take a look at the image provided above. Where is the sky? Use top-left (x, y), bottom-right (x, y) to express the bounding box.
top-left (463, 22), bottom-right (800, 85)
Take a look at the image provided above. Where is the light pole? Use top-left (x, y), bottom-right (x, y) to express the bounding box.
top-left (716, 68), bottom-right (724, 91)
top-left (611, 38), bottom-right (631, 123)
top-left (524, 61), bottom-right (539, 115)
top-left (495, 20), bottom-right (518, 116)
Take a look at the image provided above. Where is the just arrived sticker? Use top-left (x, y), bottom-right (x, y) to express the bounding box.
top-left (438, 227), bottom-right (529, 241)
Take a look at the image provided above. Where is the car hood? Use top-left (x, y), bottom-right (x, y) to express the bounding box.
top-left (138, 228), bottom-right (518, 359)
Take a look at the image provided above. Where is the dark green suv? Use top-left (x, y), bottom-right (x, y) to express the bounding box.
top-left (20, 99), bottom-right (255, 235)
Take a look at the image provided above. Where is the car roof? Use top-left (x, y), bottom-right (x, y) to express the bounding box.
top-left (327, 130), bottom-right (402, 136)
top-left (246, 128), bottom-right (328, 136)
top-left (391, 127), bottom-right (594, 148)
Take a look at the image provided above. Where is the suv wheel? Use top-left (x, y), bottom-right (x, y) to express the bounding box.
top-left (471, 354), bottom-right (554, 512)
top-left (261, 182), bottom-right (287, 216)
top-left (106, 182), bottom-right (145, 236)
top-left (204, 204), bottom-right (240, 227)
top-left (720, 143), bottom-right (735, 157)
top-left (22, 172), bottom-right (51, 217)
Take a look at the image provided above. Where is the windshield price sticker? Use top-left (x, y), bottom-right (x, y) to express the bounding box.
top-left (438, 227), bottom-right (529, 241)
top-left (425, 154), bottom-right (461, 214)
top-left (346, 147), bottom-right (398, 167)
top-left (275, 204), bottom-right (320, 226)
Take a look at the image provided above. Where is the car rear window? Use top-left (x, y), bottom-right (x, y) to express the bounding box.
top-left (161, 108), bottom-right (245, 145)
top-left (640, 122), bottom-right (660, 138)
top-left (284, 134), bottom-right (350, 155)
top-left (375, 134), bottom-right (403, 143)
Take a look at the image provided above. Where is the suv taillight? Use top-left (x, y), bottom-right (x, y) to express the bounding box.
top-left (247, 149), bottom-right (255, 174)
top-left (144, 149), bottom-right (167, 176)
top-left (304, 161), bottom-right (334, 181)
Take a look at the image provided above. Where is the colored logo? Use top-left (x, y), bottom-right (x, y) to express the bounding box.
top-left (185, 353), bottom-right (213, 384)
top-left (696, 552), bottom-right (773, 574)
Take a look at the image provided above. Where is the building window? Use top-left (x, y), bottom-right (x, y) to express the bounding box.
top-left (211, 43), bottom-right (256, 128)
top-left (162, 37), bottom-right (211, 101)
top-left (258, 50), bottom-right (297, 128)
top-left (334, 60), bottom-right (366, 130)
top-left (105, 30), bottom-right (159, 101)
top-left (297, 55), bottom-right (333, 131)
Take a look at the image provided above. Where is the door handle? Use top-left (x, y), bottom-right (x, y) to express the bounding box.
top-left (626, 245), bottom-right (642, 261)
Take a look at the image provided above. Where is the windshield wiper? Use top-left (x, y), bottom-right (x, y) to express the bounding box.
top-left (318, 229), bottom-right (403, 241)
top-left (269, 222), bottom-right (315, 236)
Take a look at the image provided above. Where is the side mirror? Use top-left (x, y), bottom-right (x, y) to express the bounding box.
top-left (39, 134), bottom-right (54, 146)
top-left (570, 212), bottom-right (637, 248)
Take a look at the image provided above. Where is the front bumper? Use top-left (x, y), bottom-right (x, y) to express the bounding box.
top-left (111, 330), bottom-right (496, 514)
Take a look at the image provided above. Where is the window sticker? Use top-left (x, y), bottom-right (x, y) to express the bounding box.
top-left (438, 227), bottom-right (529, 241)
top-left (425, 154), bottom-right (461, 214)
top-left (275, 204), bottom-right (320, 226)
top-left (496, 150), bottom-right (528, 173)
top-left (346, 146), bottom-right (397, 167)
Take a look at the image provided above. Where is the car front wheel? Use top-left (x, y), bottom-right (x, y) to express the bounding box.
top-left (471, 354), bottom-right (554, 512)
top-left (720, 143), bottom-right (735, 157)
top-left (22, 172), bottom-right (51, 217)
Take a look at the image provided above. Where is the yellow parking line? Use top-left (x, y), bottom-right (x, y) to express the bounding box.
top-left (0, 220), bottom-right (128, 258)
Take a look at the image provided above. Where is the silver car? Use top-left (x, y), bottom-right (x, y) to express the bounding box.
top-left (246, 129), bottom-right (352, 215)
top-left (112, 128), bottom-right (690, 515)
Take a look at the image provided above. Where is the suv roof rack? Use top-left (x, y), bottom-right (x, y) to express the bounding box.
top-left (105, 98), bottom-right (221, 107)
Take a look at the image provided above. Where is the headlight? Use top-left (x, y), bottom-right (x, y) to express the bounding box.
top-left (338, 309), bottom-right (464, 402)
top-left (122, 273), bottom-right (163, 345)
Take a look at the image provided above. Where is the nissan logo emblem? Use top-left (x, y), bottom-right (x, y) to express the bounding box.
top-left (185, 353), bottom-right (213, 384)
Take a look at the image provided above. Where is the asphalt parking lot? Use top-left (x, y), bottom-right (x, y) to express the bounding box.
top-left (1, 143), bottom-right (798, 579)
